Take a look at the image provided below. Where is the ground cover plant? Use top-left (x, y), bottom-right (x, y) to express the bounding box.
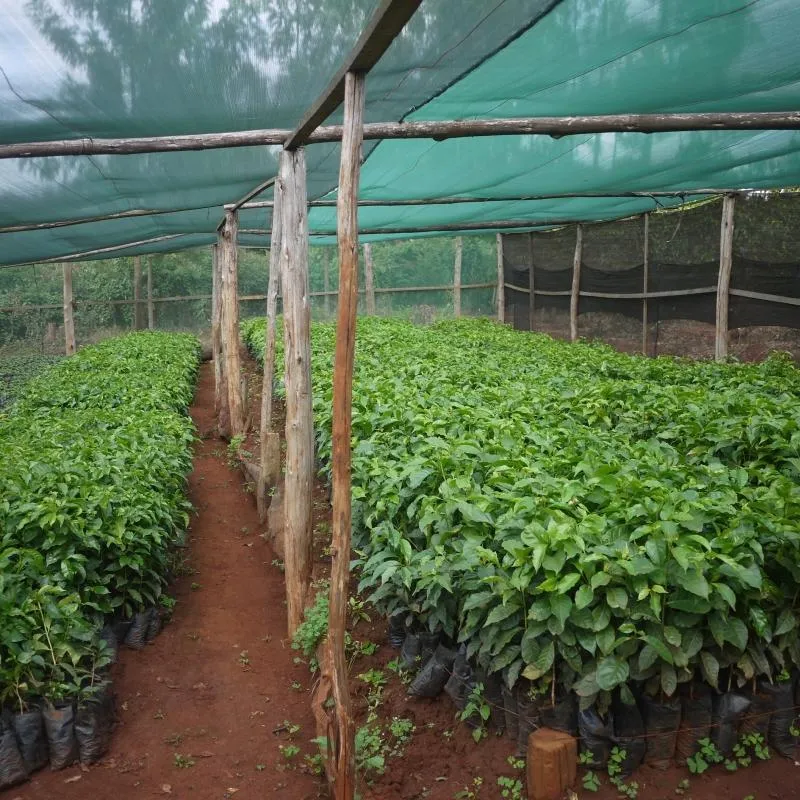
top-left (0, 354), bottom-right (61, 408)
top-left (0, 332), bottom-right (198, 712)
top-left (243, 317), bottom-right (800, 763)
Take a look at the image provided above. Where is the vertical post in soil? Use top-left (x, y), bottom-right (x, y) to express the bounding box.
top-left (62, 263), bottom-right (76, 356)
top-left (642, 213), bottom-right (650, 356)
top-left (570, 224), bottom-right (583, 342)
top-left (257, 203), bottom-right (283, 522)
top-left (212, 244), bottom-right (228, 424)
top-left (278, 147), bottom-right (313, 637)
top-left (496, 233), bottom-right (505, 323)
top-left (219, 212), bottom-right (244, 437)
top-left (715, 194), bottom-right (736, 361)
top-left (329, 70), bottom-right (366, 800)
top-left (453, 237), bottom-right (463, 317)
top-left (324, 248), bottom-right (332, 318)
top-left (364, 243), bottom-right (376, 315)
top-left (527, 232), bottom-right (535, 332)
top-left (146, 258), bottom-right (155, 330)
top-left (133, 255), bottom-right (143, 329)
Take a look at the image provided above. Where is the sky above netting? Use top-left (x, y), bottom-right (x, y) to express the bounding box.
top-left (1, 0), bottom-right (800, 266)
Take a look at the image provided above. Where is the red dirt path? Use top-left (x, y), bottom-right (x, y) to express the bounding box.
top-left (7, 363), bottom-right (322, 800)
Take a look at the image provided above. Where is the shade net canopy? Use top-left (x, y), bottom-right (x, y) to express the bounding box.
top-left (1, 0), bottom-right (800, 266)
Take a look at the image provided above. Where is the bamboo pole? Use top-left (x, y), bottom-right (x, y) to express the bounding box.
top-left (257, 204), bottom-right (283, 522)
top-left (570, 225), bottom-right (584, 342)
top-left (211, 245), bottom-right (226, 421)
top-left (133, 256), bottom-right (143, 330)
top-left (4, 112), bottom-right (800, 160)
top-left (642, 214), bottom-right (650, 355)
top-left (496, 233), bottom-right (505, 323)
top-left (219, 211), bottom-right (245, 436)
top-left (147, 258), bottom-right (154, 329)
top-left (715, 195), bottom-right (736, 361)
top-left (363, 243), bottom-right (376, 315)
top-left (329, 70), bottom-right (366, 800)
top-left (62, 263), bottom-right (76, 356)
top-left (453, 237), bottom-right (463, 317)
top-left (527, 232), bottom-right (535, 331)
top-left (278, 148), bottom-right (313, 638)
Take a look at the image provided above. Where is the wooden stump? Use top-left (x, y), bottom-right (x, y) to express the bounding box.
top-left (527, 728), bottom-right (578, 800)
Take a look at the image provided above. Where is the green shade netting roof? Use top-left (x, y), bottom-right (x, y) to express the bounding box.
top-left (1, 0), bottom-right (800, 266)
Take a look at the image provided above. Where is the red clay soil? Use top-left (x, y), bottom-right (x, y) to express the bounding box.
top-left (7, 363), bottom-right (323, 800)
top-left (8, 359), bottom-right (800, 800)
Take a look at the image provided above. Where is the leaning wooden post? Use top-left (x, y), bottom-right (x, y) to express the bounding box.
top-left (257, 205), bottom-right (283, 522)
top-left (278, 148), bottom-right (313, 637)
top-left (453, 237), bottom-right (463, 317)
top-left (133, 256), bottom-right (143, 329)
top-left (496, 233), bottom-right (505, 322)
top-left (146, 258), bottom-right (154, 329)
top-left (62, 263), bottom-right (76, 355)
top-left (219, 211), bottom-right (245, 436)
top-left (329, 70), bottom-right (366, 800)
top-left (642, 214), bottom-right (650, 355)
top-left (211, 244), bottom-right (228, 423)
top-left (715, 195), bottom-right (736, 361)
top-left (527, 232), bottom-right (535, 331)
top-left (363, 243), bottom-right (376, 315)
top-left (570, 225), bottom-right (583, 342)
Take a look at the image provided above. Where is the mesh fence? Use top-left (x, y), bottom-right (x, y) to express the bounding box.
top-left (503, 195), bottom-right (800, 360)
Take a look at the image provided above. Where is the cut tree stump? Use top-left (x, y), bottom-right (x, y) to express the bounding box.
top-left (266, 480), bottom-right (285, 561)
top-left (527, 727), bottom-right (577, 800)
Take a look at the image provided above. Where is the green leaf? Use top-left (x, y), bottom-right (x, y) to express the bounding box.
top-left (606, 587), bottom-right (628, 610)
top-left (682, 570), bottom-right (709, 599)
top-left (591, 572), bottom-right (611, 590)
top-left (642, 635), bottom-right (674, 665)
top-left (573, 670), bottom-right (600, 697)
top-left (521, 640), bottom-right (555, 681)
top-left (774, 609), bottom-right (796, 637)
top-left (712, 582), bottom-right (737, 611)
top-left (550, 595), bottom-right (572, 628)
top-left (575, 585), bottom-right (594, 610)
top-left (700, 651), bottom-right (720, 689)
top-left (663, 626), bottom-right (682, 647)
top-left (661, 663), bottom-right (678, 697)
top-left (596, 656), bottom-right (629, 691)
top-left (485, 602), bottom-right (520, 627)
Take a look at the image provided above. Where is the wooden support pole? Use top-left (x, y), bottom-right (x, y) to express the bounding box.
top-left (211, 245), bottom-right (227, 421)
top-left (496, 233), bottom-right (505, 323)
top-left (278, 148), bottom-right (313, 637)
top-left (363, 243), bottom-right (376, 315)
top-left (133, 256), bottom-right (143, 329)
top-left (527, 232), bottom-right (535, 332)
top-left (62, 263), bottom-right (76, 356)
top-left (257, 203), bottom-right (283, 522)
top-left (147, 258), bottom-right (154, 329)
top-left (329, 70), bottom-right (366, 800)
top-left (570, 225), bottom-right (584, 342)
top-left (219, 211), bottom-right (245, 437)
top-left (453, 237), bottom-right (463, 317)
top-left (715, 195), bottom-right (736, 361)
top-left (642, 214), bottom-right (650, 355)
top-left (324, 249), bottom-right (332, 318)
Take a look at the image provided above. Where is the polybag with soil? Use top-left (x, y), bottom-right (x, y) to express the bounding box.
top-left (675, 683), bottom-right (712, 765)
top-left (12, 706), bottom-right (48, 773)
top-left (642, 695), bottom-right (681, 767)
top-left (612, 694), bottom-right (646, 775)
top-left (43, 702), bottom-right (79, 770)
top-left (75, 684), bottom-right (116, 764)
top-left (578, 707), bottom-right (615, 768)
top-left (710, 692), bottom-right (751, 757)
top-left (762, 680), bottom-right (797, 758)
top-left (408, 645), bottom-right (456, 698)
top-left (400, 630), bottom-right (439, 671)
top-left (0, 714), bottom-right (28, 789)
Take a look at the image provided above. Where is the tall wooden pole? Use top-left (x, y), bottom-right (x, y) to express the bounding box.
top-left (453, 237), bottom-right (463, 317)
top-left (642, 214), bottom-right (650, 355)
top-left (716, 195), bottom-right (736, 361)
top-left (496, 233), bottom-right (505, 323)
top-left (527, 232), bottom-right (535, 331)
top-left (278, 148), bottom-right (313, 637)
top-left (133, 256), bottom-right (143, 329)
top-left (570, 225), bottom-right (584, 342)
top-left (219, 210), bottom-right (245, 437)
top-left (329, 70), bottom-right (366, 800)
top-left (323, 249), bottom-right (332, 318)
top-left (62, 263), bottom-right (76, 355)
top-left (146, 259), bottom-right (155, 329)
top-left (211, 244), bottom-right (227, 422)
top-left (363, 243), bottom-right (376, 315)
top-left (257, 204), bottom-right (283, 522)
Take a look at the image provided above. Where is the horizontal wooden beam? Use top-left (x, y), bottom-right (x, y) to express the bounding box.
top-left (283, 0), bottom-right (422, 151)
top-left (2, 112), bottom-right (799, 161)
top-left (729, 287), bottom-right (800, 307)
top-left (505, 283), bottom-right (719, 299)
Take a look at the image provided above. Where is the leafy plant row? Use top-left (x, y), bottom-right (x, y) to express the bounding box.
top-left (0, 355), bottom-right (61, 408)
top-left (242, 317), bottom-right (800, 711)
top-left (0, 332), bottom-right (199, 708)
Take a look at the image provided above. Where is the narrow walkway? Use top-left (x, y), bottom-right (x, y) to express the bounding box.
top-left (14, 363), bottom-right (321, 800)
